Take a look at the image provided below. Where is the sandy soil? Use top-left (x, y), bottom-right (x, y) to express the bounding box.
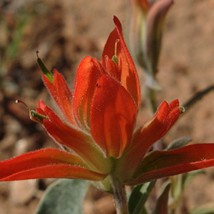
top-left (0, 0), bottom-right (214, 213)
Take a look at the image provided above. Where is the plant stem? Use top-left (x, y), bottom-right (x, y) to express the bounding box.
top-left (183, 84), bottom-right (214, 111)
top-left (110, 176), bottom-right (128, 214)
top-left (144, 85), bottom-right (158, 114)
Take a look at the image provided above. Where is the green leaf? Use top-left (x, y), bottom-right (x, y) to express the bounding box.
top-left (190, 205), bottom-right (214, 214)
top-left (128, 181), bottom-right (155, 214)
top-left (172, 170), bottom-right (205, 199)
top-left (35, 179), bottom-right (89, 214)
top-left (182, 170), bottom-right (205, 187)
top-left (170, 171), bottom-right (205, 211)
top-left (170, 174), bottom-right (182, 206)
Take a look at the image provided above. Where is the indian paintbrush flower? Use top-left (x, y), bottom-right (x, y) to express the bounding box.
top-left (1, 16), bottom-right (214, 192)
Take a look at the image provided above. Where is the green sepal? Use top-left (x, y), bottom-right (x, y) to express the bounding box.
top-left (112, 55), bottom-right (118, 64)
top-left (30, 110), bottom-right (48, 123)
top-left (112, 39), bottom-right (119, 64)
top-left (37, 53), bottom-right (54, 82)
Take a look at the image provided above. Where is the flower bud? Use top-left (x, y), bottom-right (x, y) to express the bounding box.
top-left (129, 0), bottom-right (173, 89)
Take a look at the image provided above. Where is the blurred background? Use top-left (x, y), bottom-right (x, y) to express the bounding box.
top-left (0, 0), bottom-right (214, 213)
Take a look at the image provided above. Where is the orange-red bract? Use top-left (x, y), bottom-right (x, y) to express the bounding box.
top-left (1, 16), bottom-right (214, 186)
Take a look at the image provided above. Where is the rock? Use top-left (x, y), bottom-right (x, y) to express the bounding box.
top-left (84, 195), bottom-right (115, 214)
top-left (9, 180), bottom-right (37, 205)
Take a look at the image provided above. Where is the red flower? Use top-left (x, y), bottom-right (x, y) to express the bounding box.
top-left (1, 17), bottom-right (214, 185)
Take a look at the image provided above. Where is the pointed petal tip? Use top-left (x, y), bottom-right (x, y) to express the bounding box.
top-left (113, 15), bottom-right (119, 23)
top-left (113, 16), bottom-right (122, 31)
top-left (129, 143), bottom-right (214, 185)
top-left (169, 99), bottom-right (179, 108)
top-left (157, 99), bottom-right (181, 120)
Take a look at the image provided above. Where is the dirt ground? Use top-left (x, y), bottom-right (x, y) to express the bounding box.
top-left (0, 0), bottom-right (214, 213)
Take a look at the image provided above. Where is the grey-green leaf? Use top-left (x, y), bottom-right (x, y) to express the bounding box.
top-left (128, 181), bottom-right (155, 214)
top-left (167, 136), bottom-right (192, 150)
top-left (35, 179), bottom-right (89, 214)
